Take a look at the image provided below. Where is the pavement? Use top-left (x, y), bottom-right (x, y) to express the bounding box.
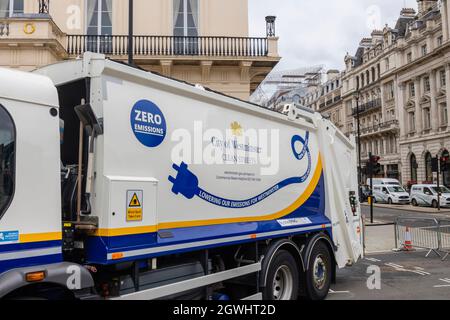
top-left (364, 224), bottom-right (396, 254)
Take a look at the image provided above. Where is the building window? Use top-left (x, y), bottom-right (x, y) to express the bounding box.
top-left (424, 76), bottom-right (430, 93)
top-left (423, 107), bottom-right (431, 129)
top-left (409, 82), bottom-right (415, 97)
top-left (386, 82), bottom-right (395, 100)
top-left (0, 0), bottom-right (23, 17)
top-left (442, 103), bottom-right (448, 126)
top-left (421, 44), bottom-right (428, 56)
top-left (407, 52), bottom-right (413, 63)
top-left (385, 58), bottom-right (390, 71)
top-left (440, 70), bottom-right (446, 87)
top-left (409, 111), bottom-right (416, 132)
top-left (174, 0), bottom-right (199, 54)
top-left (438, 35), bottom-right (443, 47)
top-left (410, 154), bottom-right (418, 182)
top-left (425, 152), bottom-right (433, 182)
top-left (0, 104), bottom-right (15, 220)
top-left (86, 0), bottom-right (113, 52)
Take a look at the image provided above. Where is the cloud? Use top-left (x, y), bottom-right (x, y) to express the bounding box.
top-left (249, 0), bottom-right (418, 71)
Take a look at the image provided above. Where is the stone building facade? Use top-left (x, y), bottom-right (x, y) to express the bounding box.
top-left (303, 0), bottom-right (450, 188)
top-left (300, 70), bottom-right (345, 132)
top-left (0, 0), bottom-right (280, 99)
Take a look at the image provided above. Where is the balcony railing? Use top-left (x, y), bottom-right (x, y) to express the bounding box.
top-left (360, 120), bottom-right (399, 135)
top-left (67, 35), bottom-right (269, 57)
top-left (352, 98), bottom-right (382, 116)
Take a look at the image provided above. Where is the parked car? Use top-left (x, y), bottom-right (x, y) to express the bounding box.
top-left (373, 185), bottom-right (410, 205)
top-left (410, 184), bottom-right (450, 208)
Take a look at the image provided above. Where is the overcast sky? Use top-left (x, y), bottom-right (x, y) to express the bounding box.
top-left (249, 0), bottom-right (417, 72)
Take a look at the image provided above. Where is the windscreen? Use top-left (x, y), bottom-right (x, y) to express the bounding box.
top-left (0, 104), bottom-right (15, 219)
top-left (388, 186), bottom-right (405, 193)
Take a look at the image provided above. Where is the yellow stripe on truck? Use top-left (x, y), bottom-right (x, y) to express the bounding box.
top-left (19, 232), bottom-right (62, 243)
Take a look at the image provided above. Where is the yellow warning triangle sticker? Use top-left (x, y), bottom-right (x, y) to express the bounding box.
top-left (129, 193), bottom-right (141, 207)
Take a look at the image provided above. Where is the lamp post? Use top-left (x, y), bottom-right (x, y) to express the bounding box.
top-left (128, 0), bottom-right (134, 65)
top-left (354, 91), bottom-right (363, 201)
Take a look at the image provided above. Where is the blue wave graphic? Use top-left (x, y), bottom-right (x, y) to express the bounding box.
top-left (169, 132), bottom-right (312, 209)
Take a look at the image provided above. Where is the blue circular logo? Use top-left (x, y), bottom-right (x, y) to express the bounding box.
top-left (130, 100), bottom-right (167, 148)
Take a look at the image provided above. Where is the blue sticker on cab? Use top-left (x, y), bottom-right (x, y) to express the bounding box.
top-left (0, 231), bottom-right (19, 243)
top-left (131, 100), bottom-right (167, 148)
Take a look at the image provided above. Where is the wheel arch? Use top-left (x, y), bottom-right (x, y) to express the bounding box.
top-left (0, 262), bottom-right (94, 299)
top-left (259, 238), bottom-right (304, 288)
top-left (303, 232), bottom-right (336, 271)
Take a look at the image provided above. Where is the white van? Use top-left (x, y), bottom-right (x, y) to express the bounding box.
top-left (410, 185), bottom-right (450, 208)
top-left (373, 185), bottom-right (410, 205)
top-left (366, 178), bottom-right (401, 186)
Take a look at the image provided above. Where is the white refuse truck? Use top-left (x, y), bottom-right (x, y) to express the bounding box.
top-left (0, 53), bottom-right (363, 300)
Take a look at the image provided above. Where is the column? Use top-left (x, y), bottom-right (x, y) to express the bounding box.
top-left (414, 77), bottom-right (423, 134)
top-left (397, 82), bottom-right (407, 139)
top-left (429, 70), bottom-right (439, 132)
top-left (446, 64), bottom-right (450, 129)
top-left (160, 60), bottom-right (173, 77)
top-left (444, 0), bottom-right (450, 41)
top-left (427, 35), bottom-right (433, 53)
top-left (380, 84), bottom-right (386, 120)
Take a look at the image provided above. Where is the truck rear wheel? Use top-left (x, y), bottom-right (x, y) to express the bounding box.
top-left (305, 241), bottom-right (332, 300)
top-left (263, 250), bottom-right (299, 300)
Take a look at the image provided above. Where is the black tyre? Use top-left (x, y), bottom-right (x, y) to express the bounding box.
top-left (388, 198), bottom-right (393, 205)
top-left (412, 199), bottom-right (418, 207)
top-left (304, 241), bottom-right (332, 300)
top-left (263, 250), bottom-right (299, 300)
top-left (432, 200), bottom-right (438, 208)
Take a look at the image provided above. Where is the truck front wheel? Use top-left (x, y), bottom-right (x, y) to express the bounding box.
top-left (263, 250), bottom-right (299, 300)
top-left (305, 241), bottom-right (332, 300)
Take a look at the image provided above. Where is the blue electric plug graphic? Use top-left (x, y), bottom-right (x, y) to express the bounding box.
top-left (168, 162), bottom-right (200, 199)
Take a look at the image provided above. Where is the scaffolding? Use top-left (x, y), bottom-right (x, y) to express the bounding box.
top-left (250, 66), bottom-right (325, 110)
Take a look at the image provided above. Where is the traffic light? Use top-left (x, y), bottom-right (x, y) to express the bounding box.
top-left (370, 155), bottom-right (382, 175)
top-left (441, 156), bottom-right (449, 173)
top-left (432, 157), bottom-right (439, 173)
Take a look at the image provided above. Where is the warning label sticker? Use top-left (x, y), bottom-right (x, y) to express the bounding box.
top-left (127, 190), bottom-right (143, 222)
